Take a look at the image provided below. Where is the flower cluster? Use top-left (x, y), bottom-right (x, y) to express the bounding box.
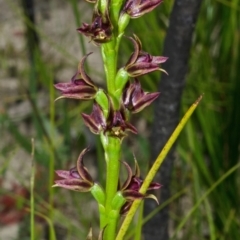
top-left (119, 160), bottom-right (161, 215)
top-left (53, 0), bottom-right (167, 237)
top-left (54, 34), bottom-right (167, 138)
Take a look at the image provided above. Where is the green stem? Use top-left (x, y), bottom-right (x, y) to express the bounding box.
top-left (110, 0), bottom-right (124, 28)
top-left (116, 95), bottom-right (203, 240)
top-left (99, 2), bottom-right (129, 239)
top-left (101, 134), bottom-right (121, 239)
top-left (101, 41), bottom-right (117, 96)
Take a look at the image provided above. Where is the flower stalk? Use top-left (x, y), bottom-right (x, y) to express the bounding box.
top-left (52, 0), bottom-right (201, 239)
top-left (100, 134), bottom-right (121, 232)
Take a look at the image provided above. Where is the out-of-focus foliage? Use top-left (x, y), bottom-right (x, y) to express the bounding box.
top-left (0, 0), bottom-right (239, 239)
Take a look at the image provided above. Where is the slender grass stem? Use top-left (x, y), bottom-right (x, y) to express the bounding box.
top-left (48, 71), bottom-right (55, 239)
top-left (30, 139), bottom-right (35, 240)
top-left (116, 95), bottom-right (203, 240)
top-left (126, 188), bottom-right (187, 239)
top-left (171, 162), bottom-right (240, 239)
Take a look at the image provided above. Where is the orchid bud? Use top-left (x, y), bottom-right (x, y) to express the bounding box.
top-left (91, 183), bottom-right (106, 205)
top-left (95, 89), bottom-right (109, 118)
top-left (111, 191), bottom-right (126, 211)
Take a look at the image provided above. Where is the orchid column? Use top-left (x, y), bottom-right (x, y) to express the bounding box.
top-left (53, 0), bottom-right (166, 239)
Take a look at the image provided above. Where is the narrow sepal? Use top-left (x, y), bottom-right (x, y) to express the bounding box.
top-left (77, 147), bottom-right (93, 183)
top-left (121, 161), bottom-right (133, 191)
top-left (148, 182), bottom-right (162, 190)
top-left (77, 53), bottom-right (96, 87)
top-left (86, 228), bottom-right (93, 240)
top-left (122, 190), bottom-right (145, 201)
top-left (123, 0), bottom-right (164, 18)
top-left (86, 227), bottom-right (105, 240)
top-left (120, 202), bottom-right (132, 215)
top-left (54, 83), bottom-right (96, 100)
top-left (133, 156), bottom-right (140, 177)
top-left (123, 79), bottom-right (160, 113)
top-left (145, 194), bottom-right (159, 205)
top-left (82, 103), bottom-right (106, 134)
top-left (126, 34), bottom-right (142, 67)
top-left (53, 179), bottom-right (93, 192)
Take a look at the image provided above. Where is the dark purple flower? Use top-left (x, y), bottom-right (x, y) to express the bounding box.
top-left (106, 104), bottom-right (137, 138)
top-left (82, 103), bottom-right (107, 135)
top-left (53, 148), bottom-right (94, 192)
top-left (54, 53), bottom-right (97, 100)
top-left (120, 160), bottom-right (161, 215)
top-left (124, 34), bottom-right (168, 77)
top-left (122, 79), bottom-right (160, 113)
top-left (82, 101), bottom-right (137, 138)
top-left (77, 8), bottom-right (113, 44)
top-left (122, 0), bottom-right (164, 18)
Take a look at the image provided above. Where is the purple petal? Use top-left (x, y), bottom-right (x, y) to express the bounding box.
top-left (127, 177), bottom-right (142, 191)
top-left (78, 53), bottom-right (95, 86)
top-left (124, 0), bottom-right (163, 19)
top-left (82, 103), bottom-right (106, 134)
top-left (53, 179), bottom-right (93, 192)
top-left (148, 182), bottom-right (162, 190)
top-left (69, 167), bottom-right (82, 178)
top-left (152, 56), bottom-right (168, 64)
top-left (132, 92), bottom-right (160, 113)
top-left (126, 63), bottom-right (161, 77)
top-left (133, 158), bottom-right (141, 177)
top-left (76, 148), bottom-right (93, 183)
top-left (55, 170), bottom-right (72, 179)
top-left (122, 189), bottom-right (145, 201)
top-left (121, 161), bottom-right (133, 191)
top-left (82, 113), bottom-right (102, 134)
top-left (125, 35), bottom-right (142, 66)
top-left (125, 122), bottom-right (138, 134)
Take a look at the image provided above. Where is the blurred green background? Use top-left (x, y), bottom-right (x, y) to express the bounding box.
top-left (0, 0), bottom-right (239, 239)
